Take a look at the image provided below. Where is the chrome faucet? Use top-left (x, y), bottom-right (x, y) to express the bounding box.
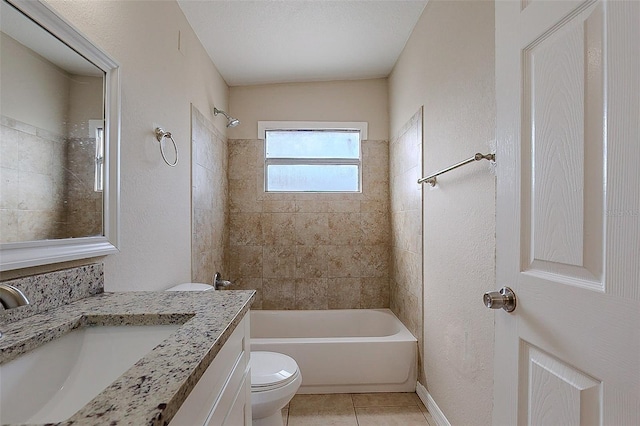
top-left (0, 284), bottom-right (30, 309)
top-left (213, 272), bottom-right (233, 290)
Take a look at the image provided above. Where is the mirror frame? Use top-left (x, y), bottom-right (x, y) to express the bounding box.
top-left (0, 0), bottom-right (120, 271)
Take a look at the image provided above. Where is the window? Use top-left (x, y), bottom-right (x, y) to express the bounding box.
top-left (89, 119), bottom-right (104, 192)
top-left (260, 122), bottom-right (367, 192)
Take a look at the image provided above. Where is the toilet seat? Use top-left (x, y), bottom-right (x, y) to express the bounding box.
top-left (251, 351), bottom-right (299, 392)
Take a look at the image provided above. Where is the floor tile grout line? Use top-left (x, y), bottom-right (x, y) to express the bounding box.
top-left (354, 404), bottom-right (421, 408)
top-left (350, 393), bottom-right (361, 426)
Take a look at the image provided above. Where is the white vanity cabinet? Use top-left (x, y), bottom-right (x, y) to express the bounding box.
top-left (170, 315), bottom-right (251, 426)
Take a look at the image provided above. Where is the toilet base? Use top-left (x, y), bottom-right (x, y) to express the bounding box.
top-left (252, 410), bottom-right (284, 426)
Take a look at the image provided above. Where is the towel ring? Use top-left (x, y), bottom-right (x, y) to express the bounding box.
top-left (154, 127), bottom-right (178, 167)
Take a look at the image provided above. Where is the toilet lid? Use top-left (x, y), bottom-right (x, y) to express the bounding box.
top-left (251, 351), bottom-right (299, 389)
top-left (166, 283), bottom-right (213, 292)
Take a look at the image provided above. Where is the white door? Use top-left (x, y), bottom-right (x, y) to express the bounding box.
top-left (494, 0), bottom-right (639, 425)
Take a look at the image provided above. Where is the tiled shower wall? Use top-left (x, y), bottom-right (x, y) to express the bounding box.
top-left (0, 116), bottom-right (100, 242)
top-left (390, 108), bottom-right (424, 383)
top-left (191, 106), bottom-right (229, 284)
top-left (227, 138), bottom-right (390, 310)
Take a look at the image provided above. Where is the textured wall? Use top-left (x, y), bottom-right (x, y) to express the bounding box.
top-left (0, 33), bottom-right (70, 136)
top-left (191, 106), bottom-right (229, 284)
top-left (227, 138), bottom-right (390, 310)
top-left (35, 0), bottom-right (230, 290)
top-left (389, 1), bottom-right (496, 425)
top-left (389, 108), bottom-right (424, 384)
top-left (228, 79), bottom-right (389, 141)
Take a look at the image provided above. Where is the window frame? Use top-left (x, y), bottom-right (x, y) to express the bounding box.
top-left (259, 121), bottom-right (368, 193)
top-left (89, 119), bottom-right (105, 192)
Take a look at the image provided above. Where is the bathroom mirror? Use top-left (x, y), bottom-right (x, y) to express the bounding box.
top-left (0, 0), bottom-right (120, 271)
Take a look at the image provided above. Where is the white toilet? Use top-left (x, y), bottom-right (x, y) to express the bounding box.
top-left (250, 351), bottom-right (301, 426)
top-left (166, 282), bottom-right (302, 426)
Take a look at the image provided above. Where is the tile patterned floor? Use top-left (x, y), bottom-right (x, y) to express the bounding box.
top-left (281, 392), bottom-right (437, 426)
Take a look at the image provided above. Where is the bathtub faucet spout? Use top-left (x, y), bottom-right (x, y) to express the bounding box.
top-left (213, 272), bottom-right (233, 290)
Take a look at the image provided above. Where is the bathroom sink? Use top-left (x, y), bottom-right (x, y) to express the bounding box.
top-left (0, 324), bottom-right (181, 424)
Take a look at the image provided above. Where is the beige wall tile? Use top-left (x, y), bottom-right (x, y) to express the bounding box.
top-left (328, 212), bottom-right (363, 245)
top-left (263, 200), bottom-right (298, 213)
top-left (361, 211), bottom-right (390, 245)
top-left (327, 245), bottom-right (364, 278)
top-left (262, 212), bottom-right (296, 246)
top-left (18, 172), bottom-right (53, 211)
top-left (389, 110), bottom-right (424, 383)
top-left (229, 245), bottom-right (263, 278)
top-left (192, 164), bottom-right (215, 210)
top-left (295, 213), bottom-right (329, 245)
top-left (18, 133), bottom-right (53, 175)
top-left (229, 178), bottom-right (263, 213)
top-left (192, 250), bottom-right (213, 284)
top-left (191, 108), bottom-right (229, 282)
top-left (0, 209), bottom-right (19, 242)
top-left (227, 138), bottom-right (391, 310)
top-left (262, 278), bottom-right (295, 310)
top-left (0, 127), bottom-right (20, 168)
top-left (362, 178), bottom-right (390, 201)
top-left (228, 277), bottom-right (262, 309)
top-left (362, 140), bottom-right (390, 179)
top-left (228, 139), bottom-right (258, 181)
top-left (295, 245), bottom-right (329, 278)
top-left (328, 278), bottom-right (362, 309)
top-left (327, 200), bottom-right (361, 213)
top-left (263, 245), bottom-right (296, 278)
top-left (295, 200), bottom-right (329, 212)
top-left (193, 208), bottom-right (213, 255)
top-left (360, 244), bottom-right (389, 278)
top-left (192, 124), bottom-right (212, 168)
top-left (360, 200), bottom-right (388, 214)
top-left (229, 212), bottom-right (263, 245)
top-left (361, 277), bottom-right (390, 308)
top-left (295, 278), bottom-right (328, 309)
top-left (0, 167), bottom-right (19, 210)
top-left (17, 210), bottom-right (59, 241)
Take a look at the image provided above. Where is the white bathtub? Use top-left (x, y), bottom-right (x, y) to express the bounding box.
top-left (250, 309), bottom-right (417, 394)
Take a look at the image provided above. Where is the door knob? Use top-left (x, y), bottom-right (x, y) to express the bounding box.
top-left (483, 287), bottom-right (516, 312)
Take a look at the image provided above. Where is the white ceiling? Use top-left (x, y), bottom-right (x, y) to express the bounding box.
top-left (177, 0), bottom-right (428, 87)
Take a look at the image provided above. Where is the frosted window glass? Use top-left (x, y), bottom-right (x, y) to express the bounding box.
top-left (267, 165), bottom-right (359, 192)
top-left (266, 130), bottom-right (359, 159)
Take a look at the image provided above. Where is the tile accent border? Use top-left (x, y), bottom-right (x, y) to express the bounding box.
top-left (0, 263), bottom-right (103, 324)
top-left (416, 381), bottom-right (452, 426)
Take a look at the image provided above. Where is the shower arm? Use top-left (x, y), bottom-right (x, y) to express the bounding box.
top-left (213, 107), bottom-right (240, 128)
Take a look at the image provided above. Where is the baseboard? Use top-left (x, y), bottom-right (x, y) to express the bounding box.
top-left (416, 382), bottom-right (452, 426)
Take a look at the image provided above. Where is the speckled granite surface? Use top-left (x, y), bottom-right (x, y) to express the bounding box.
top-left (0, 264), bottom-right (103, 325)
top-left (0, 290), bottom-right (255, 426)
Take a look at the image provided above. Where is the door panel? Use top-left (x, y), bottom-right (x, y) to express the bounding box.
top-left (520, 342), bottom-right (601, 426)
top-left (495, 0), bottom-right (640, 424)
top-left (521, 2), bottom-right (604, 287)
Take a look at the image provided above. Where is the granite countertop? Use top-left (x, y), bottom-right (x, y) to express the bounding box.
top-left (0, 290), bottom-right (255, 426)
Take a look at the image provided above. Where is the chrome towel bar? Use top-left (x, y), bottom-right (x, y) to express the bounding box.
top-left (418, 152), bottom-right (495, 187)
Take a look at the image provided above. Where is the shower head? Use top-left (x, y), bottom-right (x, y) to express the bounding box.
top-left (214, 107), bottom-right (240, 128)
